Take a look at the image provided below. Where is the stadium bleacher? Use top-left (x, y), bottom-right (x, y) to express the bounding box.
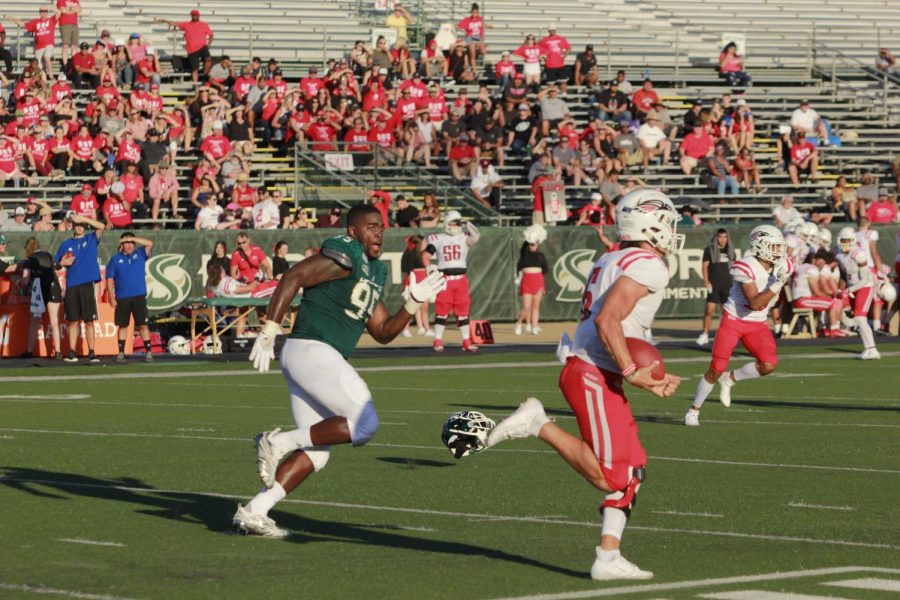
top-left (0, 0), bottom-right (898, 226)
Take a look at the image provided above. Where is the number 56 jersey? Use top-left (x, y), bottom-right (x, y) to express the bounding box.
top-left (572, 248), bottom-right (670, 373)
top-left (291, 235), bottom-right (387, 358)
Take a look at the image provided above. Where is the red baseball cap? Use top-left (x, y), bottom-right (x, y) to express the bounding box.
top-left (513, 72), bottom-right (524, 79)
top-left (190, 9), bottom-right (200, 16)
top-left (150, 83), bottom-right (159, 90)
top-left (82, 183), bottom-right (93, 191)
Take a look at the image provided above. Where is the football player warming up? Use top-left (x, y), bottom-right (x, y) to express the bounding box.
top-left (233, 205), bottom-right (446, 537)
top-left (421, 209), bottom-right (480, 352)
top-left (836, 227), bottom-right (880, 360)
top-left (685, 225), bottom-right (794, 427)
top-left (486, 190), bottom-right (683, 580)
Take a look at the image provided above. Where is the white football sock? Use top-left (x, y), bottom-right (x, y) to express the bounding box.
top-left (601, 506), bottom-right (628, 541)
top-left (855, 317), bottom-right (875, 350)
top-left (272, 427), bottom-right (312, 455)
top-left (733, 362), bottom-right (761, 382)
top-left (873, 319), bottom-right (881, 331)
top-left (434, 323), bottom-right (446, 340)
top-left (246, 482), bottom-right (286, 516)
top-left (460, 325), bottom-right (471, 341)
top-left (692, 376), bottom-right (716, 409)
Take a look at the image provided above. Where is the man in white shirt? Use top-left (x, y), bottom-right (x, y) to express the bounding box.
top-left (772, 195), bottom-right (802, 229)
top-left (253, 191), bottom-right (281, 230)
top-left (636, 112), bottom-right (671, 170)
top-left (789, 99), bottom-right (828, 143)
top-left (470, 159), bottom-right (504, 209)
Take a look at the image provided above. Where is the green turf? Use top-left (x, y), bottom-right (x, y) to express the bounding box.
top-left (1, 344), bottom-right (898, 599)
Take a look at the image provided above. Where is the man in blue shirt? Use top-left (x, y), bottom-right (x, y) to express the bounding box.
top-left (106, 232), bottom-right (154, 363)
top-left (55, 214), bottom-right (105, 364)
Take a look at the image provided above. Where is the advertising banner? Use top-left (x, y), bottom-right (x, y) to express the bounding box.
top-left (0, 226), bottom-right (895, 322)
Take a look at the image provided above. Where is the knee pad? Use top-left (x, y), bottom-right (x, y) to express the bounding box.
top-left (600, 466), bottom-right (645, 518)
top-left (457, 317), bottom-right (469, 327)
top-left (305, 448), bottom-right (330, 472)
top-left (348, 401), bottom-right (379, 447)
top-left (434, 315), bottom-right (449, 326)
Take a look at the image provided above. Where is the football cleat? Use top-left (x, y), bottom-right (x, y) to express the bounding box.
top-left (255, 428), bottom-right (283, 489)
top-left (433, 340), bottom-right (445, 353)
top-left (462, 339), bottom-right (478, 352)
top-left (486, 397), bottom-right (550, 447)
top-left (718, 373), bottom-right (734, 408)
top-left (232, 504), bottom-right (290, 538)
top-left (63, 351), bottom-right (78, 363)
top-left (859, 348), bottom-right (881, 360)
top-left (684, 409), bottom-right (700, 427)
top-left (590, 551), bottom-right (654, 581)
top-left (441, 411), bottom-right (496, 459)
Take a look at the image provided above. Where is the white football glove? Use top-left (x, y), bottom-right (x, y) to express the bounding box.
top-left (772, 258), bottom-right (794, 285)
top-left (404, 270), bottom-right (447, 313)
top-left (425, 264), bottom-right (439, 275)
top-left (249, 320), bottom-right (282, 373)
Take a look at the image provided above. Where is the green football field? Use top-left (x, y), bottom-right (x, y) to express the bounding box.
top-left (1, 342), bottom-right (899, 600)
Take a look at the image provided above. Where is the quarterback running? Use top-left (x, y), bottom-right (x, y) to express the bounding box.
top-left (836, 227), bottom-right (880, 359)
top-left (685, 225), bottom-right (794, 426)
top-left (234, 204), bottom-right (446, 537)
top-left (486, 190), bottom-right (683, 581)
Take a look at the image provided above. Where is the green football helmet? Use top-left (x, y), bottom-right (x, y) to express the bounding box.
top-left (441, 411), bottom-right (496, 459)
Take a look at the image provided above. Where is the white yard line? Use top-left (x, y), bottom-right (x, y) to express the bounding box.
top-left (0, 582), bottom-right (136, 600)
top-left (823, 578), bottom-right (900, 592)
top-left (651, 510), bottom-right (724, 518)
top-left (1, 477), bottom-right (897, 552)
top-left (490, 566), bottom-right (900, 600)
top-left (699, 592), bottom-right (847, 600)
top-left (786, 502), bottom-right (856, 511)
top-left (56, 538), bottom-right (126, 547)
top-left (0, 350), bottom-right (896, 384)
top-left (0, 427), bottom-right (896, 475)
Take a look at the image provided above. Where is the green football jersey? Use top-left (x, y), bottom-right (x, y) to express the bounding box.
top-left (290, 235), bottom-right (387, 358)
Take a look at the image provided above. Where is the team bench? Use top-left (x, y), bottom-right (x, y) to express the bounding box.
top-left (189, 296), bottom-right (302, 354)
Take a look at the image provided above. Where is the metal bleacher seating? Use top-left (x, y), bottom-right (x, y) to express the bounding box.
top-left (1, 0), bottom-right (897, 226)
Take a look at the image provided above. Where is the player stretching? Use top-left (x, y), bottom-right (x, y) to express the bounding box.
top-left (234, 205), bottom-right (446, 537)
top-left (487, 190), bottom-right (682, 580)
top-left (421, 210), bottom-right (480, 352)
top-left (685, 225), bottom-right (794, 426)
top-left (837, 227), bottom-right (880, 360)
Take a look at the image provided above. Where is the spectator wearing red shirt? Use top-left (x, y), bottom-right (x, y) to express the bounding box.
top-left (367, 118), bottom-right (396, 156)
top-left (95, 76), bottom-right (121, 112)
top-left (513, 35), bottom-right (544, 88)
top-left (200, 121), bottom-right (233, 166)
top-left (495, 51), bottom-right (517, 88)
top-left (539, 28), bottom-right (571, 87)
top-left (69, 124), bottom-right (94, 176)
top-left (576, 192), bottom-right (606, 226)
top-left (366, 190), bottom-right (391, 228)
top-left (72, 42), bottom-right (100, 89)
top-left (449, 134), bottom-right (478, 182)
top-left (632, 79), bottom-right (659, 121)
top-left (71, 183), bottom-right (99, 220)
top-left (230, 233), bottom-right (272, 282)
top-left (119, 162), bottom-right (145, 211)
top-left (115, 130), bottom-right (142, 170)
top-left (49, 73), bottom-right (72, 110)
top-left (788, 132), bottom-right (819, 185)
top-left (231, 173), bottom-right (258, 209)
top-left (56, 0), bottom-right (81, 65)
top-left (679, 124), bottom-right (714, 175)
top-left (156, 10), bottom-right (214, 82)
top-left (134, 47), bottom-right (161, 86)
top-left (305, 113), bottom-right (338, 152)
top-left (343, 117), bottom-right (370, 154)
top-left (456, 3), bottom-right (489, 68)
top-left (299, 66), bottom-right (324, 100)
top-left (232, 66), bottom-right (257, 104)
top-left (103, 182), bottom-right (133, 230)
top-left (866, 189), bottom-right (898, 224)
top-left (13, 7), bottom-right (59, 76)
top-left (420, 39), bottom-right (446, 79)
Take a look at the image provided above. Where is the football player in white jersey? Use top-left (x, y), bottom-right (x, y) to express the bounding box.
top-left (421, 210), bottom-right (481, 352)
top-left (486, 190), bottom-right (682, 581)
top-left (837, 227), bottom-right (880, 359)
top-left (685, 225), bottom-right (794, 426)
top-left (792, 249), bottom-right (844, 336)
top-left (856, 219), bottom-right (885, 333)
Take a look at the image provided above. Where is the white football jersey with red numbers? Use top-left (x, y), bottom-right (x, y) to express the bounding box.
top-left (839, 249), bottom-right (874, 290)
top-left (428, 232), bottom-right (471, 271)
top-left (724, 255), bottom-right (785, 322)
top-left (856, 230), bottom-right (878, 267)
top-left (572, 248), bottom-right (669, 373)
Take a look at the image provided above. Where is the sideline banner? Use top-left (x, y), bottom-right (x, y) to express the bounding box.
top-left (0, 226), bottom-right (895, 321)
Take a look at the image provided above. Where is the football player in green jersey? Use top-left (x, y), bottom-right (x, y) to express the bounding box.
top-left (234, 204), bottom-right (447, 537)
